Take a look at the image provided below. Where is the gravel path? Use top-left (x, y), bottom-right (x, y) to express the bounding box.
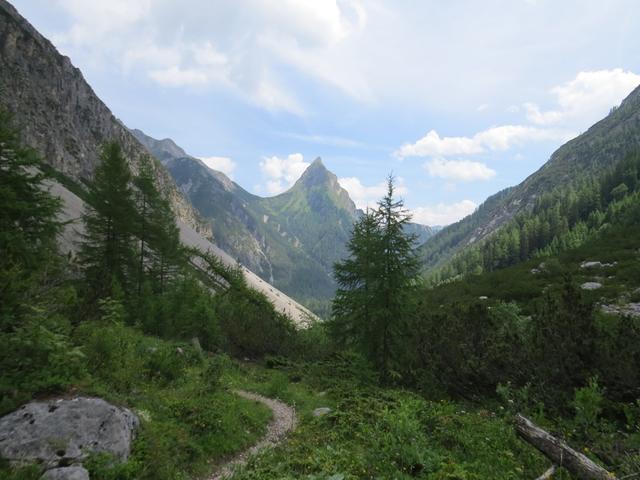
top-left (208, 389), bottom-right (297, 480)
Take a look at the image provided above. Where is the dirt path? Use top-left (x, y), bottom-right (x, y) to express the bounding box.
top-left (208, 389), bottom-right (297, 480)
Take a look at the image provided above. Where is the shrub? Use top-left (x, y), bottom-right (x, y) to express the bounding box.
top-left (573, 377), bottom-right (604, 432)
top-left (200, 354), bottom-right (229, 392)
top-left (144, 344), bottom-right (189, 384)
top-left (0, 310), bottom-right (85, 414)
top-left (75, 298), bottom-right (144, 391)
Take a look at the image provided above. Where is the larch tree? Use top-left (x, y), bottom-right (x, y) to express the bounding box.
top-left (331, 175), bottom-right (420, 384)
top-left (79, 142), bottom-right (136, 301)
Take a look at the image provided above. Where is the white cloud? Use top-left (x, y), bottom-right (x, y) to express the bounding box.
top-left (424, 158), bottom-right (496, 182)
top-left (198, 156), bottom-right (237, 178)
top-left (397, 130), bottom-right (483, 157)
top-left (51, 0), bottom-right (366, 114)
top-left (476, 103), bottom-right (489, 112)
top-left (524, 69), bottom-right (640, 126)
top-left (397, 125), bottom-right (572, 158)
top-left (411, 200), bottom-right (478, 226)
top-left (259, 153), bottom-right (310, 195)
top-left (338, 177), bottom-right (408, 209)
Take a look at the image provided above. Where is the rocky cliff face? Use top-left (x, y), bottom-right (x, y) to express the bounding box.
top-left (0, 0), bottom-right (210, 237)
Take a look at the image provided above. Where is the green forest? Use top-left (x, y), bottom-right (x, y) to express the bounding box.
top-left (2, 107), bottom-right (639, 479)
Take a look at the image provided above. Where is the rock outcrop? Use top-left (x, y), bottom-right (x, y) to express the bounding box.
top-left (0, 0), bottom-right (210, 238)
top-left (40, 466), bottom-right (90, 480)
top-left (581, 282), bottom-right (603, 290)
top-left (0, 397), bottom-right (139, 473)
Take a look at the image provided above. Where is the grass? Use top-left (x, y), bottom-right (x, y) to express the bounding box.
top-left (0, 333), bottom-right (273, 480)
top-left (219, 360), bottom-right (552, 480)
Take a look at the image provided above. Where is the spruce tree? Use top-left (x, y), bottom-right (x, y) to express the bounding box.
top-left (79, 142), bottom-right (136, 301)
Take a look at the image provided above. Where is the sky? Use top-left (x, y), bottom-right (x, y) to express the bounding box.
top-left (13, 0), bottom-right (640, 225)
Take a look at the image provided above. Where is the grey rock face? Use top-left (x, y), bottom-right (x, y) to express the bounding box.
top-left (581, 282), bottom-right (603, 290)
top-left (0, 0), bottom-right (209, 238)
top-left (40, 466), bottom-right (90, 480)
top-left (0, 397), bottom-right (139, 470)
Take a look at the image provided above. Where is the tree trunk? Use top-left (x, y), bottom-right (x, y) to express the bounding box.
top-left (514, 414), bottom-right (617, 480)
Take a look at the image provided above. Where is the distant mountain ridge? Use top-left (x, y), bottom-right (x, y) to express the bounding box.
top-left (132, 129), bottom-right (434, 314)
top-left (420, 83), bottom-right (640, 272)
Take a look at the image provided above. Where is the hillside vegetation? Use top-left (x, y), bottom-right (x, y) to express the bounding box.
top-left (2, 103), bottom-right (640, 478)
top-left (419, 83), bottom-right (640, 276)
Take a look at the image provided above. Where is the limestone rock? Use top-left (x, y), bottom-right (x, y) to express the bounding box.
top-left (40, 466), bottom-right (89, 480)
top-left (0, 397), bottom-right (139, 469)
top-left (312, 407), bottom-right (331, 417)
top-left (580, 261), bottom-right (616, 269)
top-left (601, 303), bottom-right (640, 318)
top-left (580, 282), bottom-right (603, 290)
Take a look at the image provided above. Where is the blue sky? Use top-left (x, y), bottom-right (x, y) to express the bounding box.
top-left (14, 0), bottom-right (640, 225)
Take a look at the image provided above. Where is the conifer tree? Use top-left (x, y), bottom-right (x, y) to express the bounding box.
top-left (331, 209), bottom-right (382, 359)
top-left (0, 110), bottom-right (62, 329)
top-left (79, 142), bottom-right (136, 301)
top-left (133, 156), bottom-right (163, 294)
top-left (375, 175), bottom-right (420, 382)
top-left (331, 175), bottom-right (420, 383)
top-left (149, 191), bottom-right (182, 293)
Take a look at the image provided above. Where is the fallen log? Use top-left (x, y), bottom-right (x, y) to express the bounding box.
top-left (514, 414), bottom-right (617, 480)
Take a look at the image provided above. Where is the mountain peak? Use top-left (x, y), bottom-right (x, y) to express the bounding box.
top-left (131, 129), bottom-right (187, 163)
top-left (297, 157), bottom-right (332, 186)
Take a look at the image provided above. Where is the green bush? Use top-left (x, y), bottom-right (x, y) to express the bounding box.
top-left (75, 299), bottom-right (144, 391)
top-left (0, 310), bottom-right (85, 414)
top-left (144, 344), bottom-right (189, 384)
top-left (572, 377), bottom-right (604, 433)
top-left (200, 354), bottom-right (229, 392)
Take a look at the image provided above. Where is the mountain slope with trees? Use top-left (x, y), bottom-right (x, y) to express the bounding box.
top-left (420, 83), bottom-right (640, 278)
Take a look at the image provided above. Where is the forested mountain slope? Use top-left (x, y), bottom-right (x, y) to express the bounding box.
top-left (420, 83), bottom-right (640, 277)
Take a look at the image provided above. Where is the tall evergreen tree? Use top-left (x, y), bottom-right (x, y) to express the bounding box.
top-left (331, 175), bottom-right (420, 383)
top-left (375, 175), bottom-right (420, 382)
top-left (133, 156), bottom-right (163, 295)
top-left (79, 142), bottom-right (136, 300)
top-left (149, 190), bottom-right (182, 293)
top-left (0, 110), bottom-right (62, 329)
top-left (331, 209), bottom-right (382, 360)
